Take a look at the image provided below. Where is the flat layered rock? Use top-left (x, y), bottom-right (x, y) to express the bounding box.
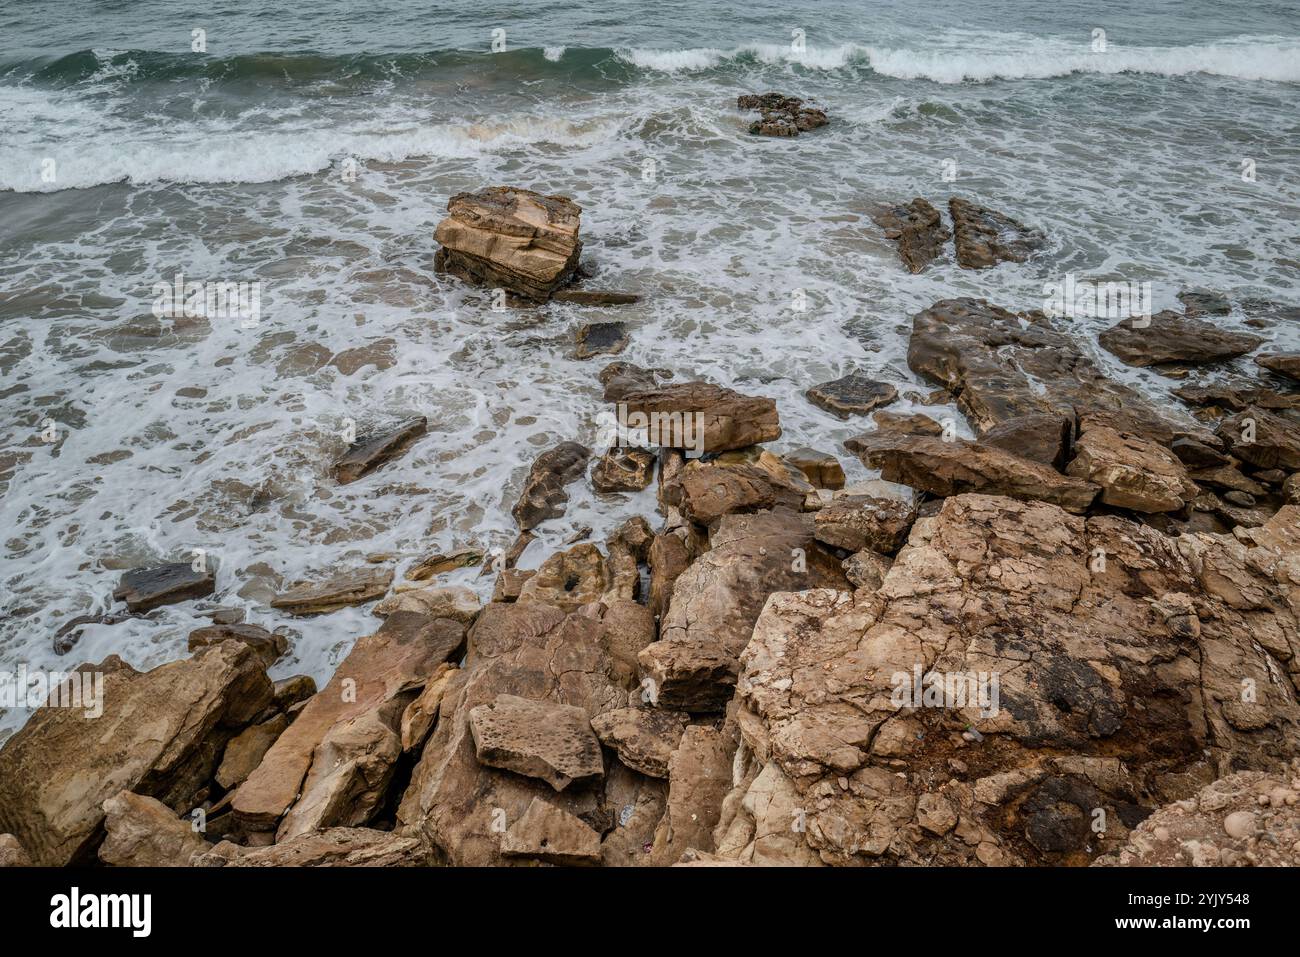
top-left (199, 828), bottom-right (432, 867)
top-left (512, 441), bottom-right (591, 530)
top-left (405, 546), bottom-right (483, 581)
top-left (187, 623), bottom-right (288, 668)
top-left (806, 373), bottom-right (898, 419)
top-left (949, 197), bottom-right (1045, 269)
top-left (908, 298), bottom-right (1187, 445)
top-left (590, 707), bottom-right (690, 778)
top-left (1256, 352), bottom-right (1300, 382)
top-left (1065, 427), bottom-right (1198, 513)
top-left (813, 494), bottom-right (918, 553)
top-left (113, 562), bottom-right (215, 612)
top-left (434, 186), bottom-right (582, 300)
top-left (845, 431), bottom-right (1099, 513)
top-left (870, 198), bottom-right (950, 273)
top-left (1099, 312), bottom-right (1262, 368)
top-left (574, 321), bottom-right (629, 359)
top-left (331, 416), bottom-right (427, 484)
top-left (500, 797), bottom-right (602, 865)
top-left (373, 584), bottom-right (482, 623)
top-left (0, 642), bottom-right (272, 865)
top-left (1174, 382), bottom-right (1300, 413)
top-left (591, 446), bottom-right (655, 492)
top-left (981, 413), bottom-right (1073, 469)
top-left (270, 567), bottom-right (393, 615)
top-left (615, 381), bottom-right (780, 454)
top-left (231, 612), bottom-right (464, 839)
top-left (469, 694), bottom-right (604, 791)
top-left (1217, 406), bottom-right (1300, 471)
top-left (783, 446), bottom-right (845, 489)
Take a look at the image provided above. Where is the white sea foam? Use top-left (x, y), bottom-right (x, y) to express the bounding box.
top-left (543, 45), bottom-right (566, 61)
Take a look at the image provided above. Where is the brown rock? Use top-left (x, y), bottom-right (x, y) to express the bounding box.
top-left (270, 567), bottom-right (393, 615)
top-left (615, 381), bottom-right (780, 454)
top-left (272, 675), bottom-right (317, 711)
top-left (492, 567), bottom-right (535, 602)
top-left (591, 446), bottom-right (656, 492)
top-left (216, 714), bottom-right (289, 790)
top-left (664, 456), bottom-right (807, 526)
top-left (870, 198), bottom-right (950, 273)
top-left (599, 361), bottom-right (672, 402)
top-left (404, 546), bottom-right (484, 581)
top-left (399, 662), bottom-right (458, 753)
top-left (1065, 427), bottom-right (1197, 513)
top-left (516, 543), bottom-right (610, 612)
top-left (511, 441), bottom-right (591, 530)
top-left (0, 834), bottom-right (32, 867)
top-left (590, 707), bottom-right (690, 778)
top-left (783, 446), bottom-right (845, 489)
top-left (649, 726), bottom-right (736, 864)
top-left (813, 494), bottom-right (917, 553)
top-left (949, 198), bottom-right (1045, 269)
top-left (187, 623), bottom-right (288, 668)
top-left (574, 321), bottom-right (629, 359)
top-left (1099, 312), bottom-right (1262, 368)
top-left (1217, 407), bottom-right (1300, 471)
top-left (500, 797), bottom-right (602, 865)
top-left (842, 549), bottom-right (893, 591)
top-left (331, 416), bottom-right (426, 484)
top-left (981, 413), bottom-right (1073, 469)
top-left (373, 584), bottom-right (482, 623)
top-left (113, 562), bottom-right (215, 613)
top-left (806, 373), bottom-right (898, 420)
top-left (1256, 352), bottom-right (1300, 382)
top-left (99, 791), bottom-right (212, 867)
top-left (199, 828), bottom-right (432, 867)
top-left (469, 693), bottom-right (604, 791)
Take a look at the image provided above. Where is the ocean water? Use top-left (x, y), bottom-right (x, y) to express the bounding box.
top-left (1, 0), bottom-right (1298, 739)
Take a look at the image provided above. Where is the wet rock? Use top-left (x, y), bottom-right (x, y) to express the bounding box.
top-left (1256, 353), bottom-right (1300, 383)
top-left (501, 797), bottom-right (603, 865)
top-left (270, 567), bottom-right (393, 615)
top-left (231, 612), bottom-right (464, 840)
top-left (870, 198), bottom-right (950, 273)
top-left (1174, 382), bottom-right (1300, 413)
top-left (113, 562), bottom-right (215, 613)
top-left (99, 791), bottom-right (213, 867)
top-left (1099, 312), bottom-right (1262, 368)
top-left (948, 197), bottom-right (1045, 269)
top-left (590, 707), bottom-right (690, 778)
top-left (52, 612), bottom-right (131, 656)
top-left (400, 662), bottom-right (458, 752)
top-left (1065, 427), bottom-right (1198, 513)
top-left (738, 92), bottom-right (828, 136)
top-left (404, 546), bottom-right (484, 581)
top-left (1217, 407), bottom-right (1300, 471)
top-left (846, 431), bottom-right (1099, 513)
top-left (0, 642), bottom-right (272, 865)
top-left (187, 623), bottom-right (288, 668)
top-left (1171, 436), bottom-right (1231, 469)
top-left (433, 186), bottom-right (582, 301)
top-left (806, 373), bottom-right (898, 420)
top-left (1178, 289), bottom-right (1232, 317)
top-left (662, 453), bottom-right (808, 526)
top-left (909, 298), bottom-right (1185, 445)
top-left (273, 675), bottom-right (317, 711)
top-left (516, 543), bottom-right (611, 612)
top-left (331, 416), bottom-right (426, 484)
top-left (512, 441), bottom-right (591, 530)
top-left (216, 714), bottom-right (289, 790)
top-left (783, 446), bottom-right (845, 489)
top-left (591, 446), bottom-right (656, 492)
top-left (199, 827), bottom-right (432, 867)
top-left (616, 381), bottom-right (781, 453)
top-left (373, 584), bottom-right (482, 624)
top-left (575, 321), bottom-right (629, 359)
top-left (813, 494), bottom-right (918, 553)
top-left (981, 413), bottom-right (1073, 470)
top-left (639, 508), bottom-right (848, 710)
top-left (553, 289), bottom-right (641, 306)
top-left (599, 361), bottom-right (673, 402)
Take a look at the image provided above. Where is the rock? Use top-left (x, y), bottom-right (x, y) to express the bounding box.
top-left (908, 298), bottom-right (1187, 445)
top-left (270, 567), bottom-right (393, 615)
top-left (1096, 767), bottom-right (1300, 867)
top-left (199, 827), bottom-right (432, 867)
top-left (813, 494), bottom-right (917, 553)
top-left (738, 92), bottom-right (828, 136)
top-left (499, 797), bottom-right (603, 865)
top-left (231, 612), bottom-right (464, 840)
top-left (647, 525), bottom-right (696, 624)
top-left (590, 707), bottom-right (690, 778)
top-left (575, 321), bottom-right (629, 359)
top-left (1178, 289), bottom-right (1232, 316)
top-left (1065, 427), bottom-right (1198, 513)
top-left (397, 602), bottom-right (630, 865)
top-left (553, 289), bottom-right (641, 306)
top-left (1217, 407), bottom-right (1300, 471)
top-left (272, 675), bottom-right (317, 711)
top-left (649, 725), bottom-right (736, 863)
top-left (948, 198), bottom-right (1045, 269)
top-left (492, 567), bottom-right (535, 602)
top-left (433, 186), bottom-right (582, 300)
top-left (331, 416), bottom-right (427, 484)
top-left (591, 446), bottom-right (655, 492)
top-left (639, 508), bottom-right (848, 710)
top-left (783, 447), bottom-right (845, 489)
top-left (99, 791), bottom-right (212, 867)
top-left (469, 694), bottom-right (604, 791)
top-left (870, 198), bottom-right (950, 273)
top-left (400, 663), bottom-right (458, 752)
top-left (512, 441), bottom-right (591, 530)
top-left (1285, 473), bottom-right (1300, 504)
top-left (842, 549), bottom-right (893, 591)
top-left (599, 361), bottom-right (672, 402)
top-left (216, 714), bottom-right (289, 790)
top-left (405, 546), bottom-right (484, 581)
top-left (1188, 463), bottom-right (1267, 497)
top-left (1171, 436), bottom-right (1231, 469)
top-left (187, 623), bottom-right (288, 668)
top-left (0, 642), bottom-right (272, 865)
top-left (112, 562), bottom-right (215, 612)
top-left (806, 373), bottom-right (898, 420)
top-left (873, 411), bottom-right (945, 436)
top-left (1256, 353), bottom-right (1300, 382)
top-left (615, 381), bottom-right (781, 454)
top-left (1099, 312), bottom-right (1262, 368)
top-left (721, 495), bottom-right (1300, 866)
top-left (600, 763), bottom-right (669, 866)
top-left (1174, 382), bottom-right (1300, 413)
top-left (981, 413), bottom-right (1073, 470)
top-left (516, 543), bottom-right (611, 612)
top-left (0, 834), bottom-right (31, 867)
top-left (846, 431), bottom-right (1099, 513)
top-left (373, 584), bottom-right (482, 623)
top-left (662, 455), bottom-right (808, 526)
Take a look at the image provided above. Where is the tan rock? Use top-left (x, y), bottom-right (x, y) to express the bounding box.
top-left (216, 713), bottom-right (289, 790)
top-left (400, 663), bottom-right (458, 752)
top-left (373, 584), bottom-right (482, 623)
top-left (199, 827), bottom-right (432, 867)
top-left (813, 494), bottom-right (917, 553)
top-left (0, 834), bottom-right (32, 867)
top-left (590, 707), bottom-right (690, 778)
top-left (270, 567), bottom-right (393, 615)
top-left (1066, 427), bottom-right (1197, 513)
top-left (516, 542), bottom-right (611, 612)
top-left (469, 693), bottom-right (604, 791)
top-left (649, 725), bottom-right (736, 864)
top-left (99, 791), bottom-right (212, 867)
top-left (500, 797), bottom-right (602, 865)
top-left (615, 381), bottom-right (780, 453)
top-left (187, 623), bottom-right (288, 668)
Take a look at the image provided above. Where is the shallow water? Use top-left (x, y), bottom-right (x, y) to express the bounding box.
top-left (1, 0), bottom-right (1298, 739)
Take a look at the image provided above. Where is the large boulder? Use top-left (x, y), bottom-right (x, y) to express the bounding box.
top-left (614, 381), bottom-right (780, 454)
top-left (715, 494), bottom-right (1300, 866)
top-left (0, 642), bottom-right (272, 865)
top-left (1099, 312), bottom-right (1263, 369)
top-left (99, 791), bottom-right (212, 867)
top-left (434, 186), bottom-right (582, 300)
top-left (648, 725), bottom-right (737, 864)
top-left (1217, 407), bottom-right (1300, 472)
top-left (231, 612), bottom-right (464, 840)
top-left (1065, 427), bottom-right (1198, 513)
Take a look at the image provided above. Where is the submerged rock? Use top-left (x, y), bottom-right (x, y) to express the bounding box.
top-left (331, 416), bottom-right (427, 484)
top-left (113, 562), bottom-right (215, 613)
top-left (949, 198), bottom-right (1045, 269)
top-left (575, 321), bottom-right (629, 359)
top-left (434, 186), bottom-right (582, 301)
top-left (869, 198), bottom-right (950, 273)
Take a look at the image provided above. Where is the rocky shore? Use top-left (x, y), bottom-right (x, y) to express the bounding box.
top-left (2, 174), bottom-right (1298, 869)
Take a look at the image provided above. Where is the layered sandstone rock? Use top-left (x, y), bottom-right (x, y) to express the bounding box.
top-left (434, 186), bottom-right (582, 300)
top-left (1099, 312), bottom-right (1262, 369)
top-left (614, 381), bottom-right (781, 454)
top-left (949, 198), bottom-right (1045, 269)
top-left (1065, 427), bottom-right (1198, 513)
top-left (198, 827), bottom-right (432, 867)
top-left (1256, 353), bottom-right (1300, 382)
top-left (870, 198), bottom-right (950, 273)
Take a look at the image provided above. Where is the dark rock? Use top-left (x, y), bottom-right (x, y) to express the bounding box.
top-left (981, 413), bottom-right (1073, 469)
top-left (575, 321), bottom-right (629, 359)
top-left (1256, 353), bottom-right (1300, 383)
top-left (1217, 407), bottom-right (1300, 471)
top-left (870, 198), bottom-right (950, 273)
top-left (738, 93), bottom-right (828, 137)
top-left (813, 494), bottom-right (917, 553)
top-left (591, 446), bottom-right (656, 492)
top-left (1171, 436), bottom-right (1230, 469)
top-left (511, 441), bottom-right (591, 530)
top-left (270, 567), bottom-right (393, 615)
top-left (949, 198), bottom-right (1045, 269)
top-left (1177, 289), bottom-right (1232, 316)
top-left (783, 446), bottom-right (846, 489)
top-left (1099, 312), bottom-right (1262, 368)
top-left (806, 373), bottom-right (898, 419)
top-left (616, 381), bottom-right (780, 453)
top-left (331, 416), bottom-right (426, 484)
top-left (113, 562), bottom-right (215, 613)
top-left (598, 362), bottom-right (672, 402)
top-left (187, 623), bottom-right (289, 668)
